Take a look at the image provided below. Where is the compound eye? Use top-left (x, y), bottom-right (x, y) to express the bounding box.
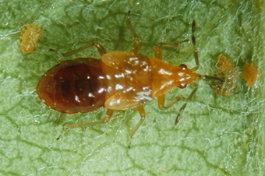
top-left (179, 83), bottom-right (187, 89)
top-left (180, 64), bottom-right (187, 70)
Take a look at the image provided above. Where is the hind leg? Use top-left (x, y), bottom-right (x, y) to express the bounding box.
top-left (56, 109), bottom-right (114, 140)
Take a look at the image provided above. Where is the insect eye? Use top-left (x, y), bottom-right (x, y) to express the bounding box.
top-left (180, 64), bottom-right (187, 70)
top-left (179, 83), bottom-right (187, 89)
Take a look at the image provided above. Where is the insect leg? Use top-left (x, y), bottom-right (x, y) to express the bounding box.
top-left (154, 40), bottom-right (188, 60)
top-left (158, 94), bottom-right (185, 110)
top-left (126, 10), bottom-right (139, 54)
top-left (191, 20), bottom-right (199, 71)
top-left (128, 105), bottom-right (145, 147)
top-left (157, 82), bottom-right (198, 125)
top-left (56, 109), bottom-right (114, 140)
top-left (175, 82), bottom-right (198, 125)
top-left (60, 42), bottom-right (107, 57)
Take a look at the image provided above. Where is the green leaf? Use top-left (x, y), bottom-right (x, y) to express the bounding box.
top-left (0, 0), bottom-right (264, 175)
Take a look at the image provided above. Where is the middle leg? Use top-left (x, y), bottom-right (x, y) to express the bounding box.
top-left (128, 105), bottom-right (145, 148)
top-left (126, 10), bottom-right (140, 54)
top-left (129, 105), bottom-right (145, 138)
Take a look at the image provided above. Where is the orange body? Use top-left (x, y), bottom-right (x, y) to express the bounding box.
top-left (242, 63), bottom-right (257, 87)
top-left (36, 15), bottom-right (216, 143)
top-left (212, 54), bottom-right (237, 97)
top-left (20, 24), bottom-right (41, 54)
top-left (36, 51), bottom-right (200, 114)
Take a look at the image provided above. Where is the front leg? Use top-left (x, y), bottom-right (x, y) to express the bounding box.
top-left (154, 41), bottom-right (188, 60)
top-left (158, 82), bottom-right (198, 125)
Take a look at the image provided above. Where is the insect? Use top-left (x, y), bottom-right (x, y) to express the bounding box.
top-left (36, 11), bottom-right (220, 144)
top-left (20, 24), bottom-right (41, 54)
top-left (242, 62), bottom-right (258, 87)
top-left (211, 54), bottom-right (237, 97)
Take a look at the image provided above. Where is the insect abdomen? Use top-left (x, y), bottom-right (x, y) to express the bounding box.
top-left (36, 58), bottom-right (106, 114)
